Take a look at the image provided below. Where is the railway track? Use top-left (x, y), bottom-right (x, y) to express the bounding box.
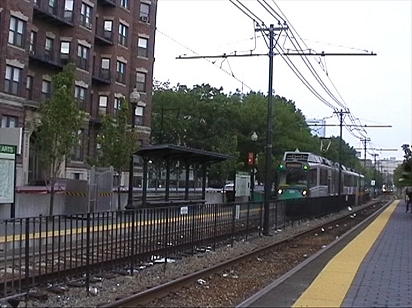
top-left (98, 199), bottom-right (390, 308)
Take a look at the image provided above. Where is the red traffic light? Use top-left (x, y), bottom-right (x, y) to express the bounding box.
top-left (248, 152), bottom-right (254, 166)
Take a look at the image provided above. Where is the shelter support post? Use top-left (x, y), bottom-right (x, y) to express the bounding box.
top-left (185, 160), bottom-right (190, 200)
top-left (202, 164), bottom-right (207, 200)
top-left (142, 157), bottom-right (148, 207)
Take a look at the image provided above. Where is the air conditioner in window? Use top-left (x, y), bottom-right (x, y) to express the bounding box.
top-left (140, 15), bottom-right (149, 23)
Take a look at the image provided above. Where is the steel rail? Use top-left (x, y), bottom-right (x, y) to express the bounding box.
top-left (99, 199), bottom-right (389, 308)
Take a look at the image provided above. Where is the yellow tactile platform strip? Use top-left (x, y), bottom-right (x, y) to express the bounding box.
top-left (293, 200), bottom-right (399, 307)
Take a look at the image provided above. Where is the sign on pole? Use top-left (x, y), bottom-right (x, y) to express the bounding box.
top-left (0, 144), bottom-right (16, 205)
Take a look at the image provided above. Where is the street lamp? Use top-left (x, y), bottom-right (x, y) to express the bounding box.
top-left (126, 88), bottom-right (140, 209)
top-left (250, 132), bottom-right (258, 201)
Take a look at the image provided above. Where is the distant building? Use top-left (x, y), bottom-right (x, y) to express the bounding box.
top-left (306, 118), bottom-right (326, 138)
top-left (379, 158), bottom-right (402, 179)
top-left (0, 0), bottom-right (157, 186)
top-left (360, 157), bottom-right (402, 186)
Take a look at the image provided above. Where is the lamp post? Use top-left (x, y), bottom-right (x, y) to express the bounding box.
top-left (251, 132), bottom-right (258, 201)
top-left (126, 88), bottom-right (140, 209)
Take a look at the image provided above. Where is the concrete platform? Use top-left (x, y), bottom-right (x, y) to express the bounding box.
top-left (238, 199), bottom-right (412, 307)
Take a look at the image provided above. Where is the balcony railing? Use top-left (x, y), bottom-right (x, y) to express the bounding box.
top-left (95, 29), bottom-right (114, 45)
top-left (29, 47), bottom-right (65, 69)
top-left (98, 0), bottom-right (116, 7)
top-left (92, 67), bottom-right (111, 85)
top-left (33, 0), bottom-right (74, 26)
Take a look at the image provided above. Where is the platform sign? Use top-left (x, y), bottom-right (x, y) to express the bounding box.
top-left (180, 206), bottom-right (188, 215)
top-left (0, 144), bottom-right (16, 204)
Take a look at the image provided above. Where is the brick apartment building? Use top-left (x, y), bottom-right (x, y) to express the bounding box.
top-left (0, 0), bottom-right (157, 186)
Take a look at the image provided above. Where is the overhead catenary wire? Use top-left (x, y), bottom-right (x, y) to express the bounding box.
top-left (234, 1), bottom-right (380, 150)
top-left (230, 0), bottom-right (266, 25)
top-left (271, 0), bottom-right (370, 119)
top-left (156, 28), bottom-right (254, 91)
top-left (229, 2), bottom-right (342, 111)
top-left (161, 0), bottom-right (379, 151)
top-left (267, 1), bottom-right (375, 142)
top-left (261, 1), bottom-right (349, 111)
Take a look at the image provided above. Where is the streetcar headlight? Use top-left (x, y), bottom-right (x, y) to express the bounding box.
top-left (278, 189), bottom-right (283, 195)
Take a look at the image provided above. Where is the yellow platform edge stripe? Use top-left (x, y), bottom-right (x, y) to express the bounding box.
top-left (293, 200), bottom-right (399, 308)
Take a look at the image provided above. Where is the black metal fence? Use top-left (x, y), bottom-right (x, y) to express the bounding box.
top-left (0, 194), bottom-right (366, 299)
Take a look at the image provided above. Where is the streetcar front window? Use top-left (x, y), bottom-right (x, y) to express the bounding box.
top-left (279, 169), bottom-right (307, 186)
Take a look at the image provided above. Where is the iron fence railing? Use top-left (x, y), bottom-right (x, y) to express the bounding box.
top-left (0, 202), bottom-right (267, 299)
top-left (0, 194), bottom-right (366, 299)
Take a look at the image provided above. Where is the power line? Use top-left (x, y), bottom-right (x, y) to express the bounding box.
top-left (156, 28), bottom-right (254, 91)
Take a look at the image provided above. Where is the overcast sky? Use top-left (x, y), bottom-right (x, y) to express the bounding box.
top-left (153, 0), bottom-right (412, 161)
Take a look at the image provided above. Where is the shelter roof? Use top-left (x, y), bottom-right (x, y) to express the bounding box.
top-left (136, 144), bottom-right (231, 164)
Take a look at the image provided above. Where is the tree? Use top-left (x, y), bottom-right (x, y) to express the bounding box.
top-left (151, 83), bottom-right (363, 187)
top-left (396, 144), bottom-right (412, 187)
top-left (152, 84), bottom-right (240, 184)
top-left (35, 63), bottom-right (84, 216)
top-left (93, 97), bottom-right (140, 209)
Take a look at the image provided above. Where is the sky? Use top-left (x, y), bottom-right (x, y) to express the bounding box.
top-left (153, 0), bottom-right (412, 161)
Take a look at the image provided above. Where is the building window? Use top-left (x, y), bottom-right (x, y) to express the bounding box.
top-left (116, 61), bottom-right (126, 84)
top-left (48, 0), bottom-right (57, 15)
top-left (136, 72), bottom-right (146, 93)
top-left (1, 115), bottom-right (18, 128)
top-left (80, 3), bottom-right (92, 29)
top-left (120, 0), bottom-right (129, 10)
top-left (72, 129), bottom-right (84, 161)
top-left (30, 31), bottom-right (37, 54)
top-left (77, 44), bottom-right (90, 71)
top-left (118, 23), bottom-right (128, 47)
top-left (103, 20), bottom-right (113, 39)
top-left (101, 58), bottom-right (110, 70)
top-left (60, 41), bottom-right (70, 63)
top-left (42, 80), bottom-right (52, 100)
top-left (26, 75), bottom-right (33, 100)
top-left (99, 96), bottom-right (108, 115)
top-left (8, 16), bottom-right (25, 48)
top-left (114, 97), bottom-right (121, 116)
top-left (99, 58), bottom-right (110, 79)
top-left (64, 0), bottom-right (74, 21)
top-left (45, 37), bottom-right (54, 61)
top-left (135, 106), bottom-right (144, 126)
top-left (137, 37), bottom-right (148, 58)
top-left (139, 3), bottom-right (150, 23)
top-left (5, 65), bottom-right (22, 95)
top-left (75, 86), bottom-right (87, 109)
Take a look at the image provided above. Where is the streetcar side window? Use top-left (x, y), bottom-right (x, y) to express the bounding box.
top-left (308, 169), bottom-right (317, 187)
top-left (320, 169), bottom-right (328, 186)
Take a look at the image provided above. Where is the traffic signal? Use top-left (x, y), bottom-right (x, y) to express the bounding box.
top-left (248, 152), bottom-right (254, 166)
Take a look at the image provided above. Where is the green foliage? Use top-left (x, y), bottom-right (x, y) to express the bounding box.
top-left (35, 63), bottom-right (84, 181)
top-left (152, 83), bottom-right (365, 185)
top-left (34, 63), bottom-right (84, 216)
top-left (152, 84), bottom-right (240, 184)
top-left (93, 97), bottom-right (140, 175)
top-left (395, 144), bottom-right (412, 187)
